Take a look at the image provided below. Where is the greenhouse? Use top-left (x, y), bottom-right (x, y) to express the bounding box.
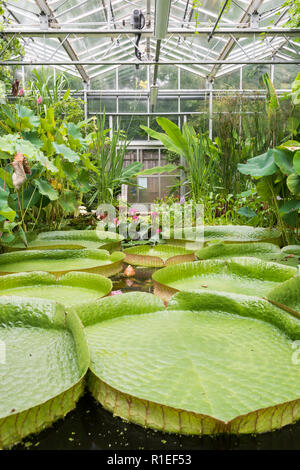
top-left (0, 0), bottom-right (300, 453)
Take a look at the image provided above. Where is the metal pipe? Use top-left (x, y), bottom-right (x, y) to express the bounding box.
top-left (2, 60), bottom-right (299, 65)
top-left (208, 0), bottom-right (230, 42)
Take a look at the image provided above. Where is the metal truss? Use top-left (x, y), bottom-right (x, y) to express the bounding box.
top-left (0, 0), bottom-right (299, 83)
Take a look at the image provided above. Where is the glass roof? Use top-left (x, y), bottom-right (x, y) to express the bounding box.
top-left (2, 0), bottom-right (299, 83)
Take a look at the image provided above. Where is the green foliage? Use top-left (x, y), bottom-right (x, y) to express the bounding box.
top-left (141, 118), bottom-right (220, 202)
top-left (0, 1), bottom-right (24, 87)
top-left (87, 118), bottom-right (142, 205)
top-left (283, 0), bottom-right (300, 27)
top-left (238, 142), bottom-right (300, 240)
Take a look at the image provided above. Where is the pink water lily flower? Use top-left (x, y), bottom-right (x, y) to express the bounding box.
top-left (156, 228), bottom-right (162, 234)
top-left (129, 207), bottom-right (136, 215)
top-left (37, 96), bottom-right (42, 104)
top-left (110, 290), bottom-right (122, 296)
top-left (18, 88), bottom-right (24, 97)
top-left (132, 215), bottom-right (139, 222)
top-left (151, 211), bottom-right (159, 218)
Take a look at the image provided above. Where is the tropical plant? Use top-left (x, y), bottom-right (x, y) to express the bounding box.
top-left (238, 141), bottom-right (300, 243)
top-left (87, 118), bottom-right (176, 206)
top-left (87, 118), bottom-right (142, 206)
top-left (0, 102), bottom-right (93, 238)
top-left (141, 117), bottom-right (220, 202)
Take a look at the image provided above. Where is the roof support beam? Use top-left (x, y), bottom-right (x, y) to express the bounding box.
top-left (2, 28), bottom-right (299, 38)
top-left (34, 0), bottom-right (90, 83)
top-left (207, 0), bottom-right (265, 81)
top-left (2, 60), bottom-right (299, 66)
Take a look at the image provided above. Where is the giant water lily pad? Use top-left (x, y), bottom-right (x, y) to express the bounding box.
top-left (196, 242), bottom-right (300, 268)
top-left (75, 291), bottom-right (300, 435)
top-left (2, 230), bottom-right (124, 252)
top-left (196, 242), bottom-right (281, 260)
top-left (0, 271), bottom-right (112, 308)
top-left (123, 244), bottom-right (195, 267)
top-left (167, 225), bottom-right (281, 248)
top-left (153, 257), bottom-right (297, 302)
top-left (0, 249), bottom-right (125, 277)
top-left (0, 296), bottom-right (89, 448)
top-left (268, 275), bottom-right (300, 316)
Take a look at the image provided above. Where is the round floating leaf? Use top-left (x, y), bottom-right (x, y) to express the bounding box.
top-left (123, 244), bottom-right (195, 267)
top-left (0, 271), bottom-right (112, 308)
top-left (167, 225), bottom-right (281, 246)
top-left (0, 249), bottom-right (125, 277)
top-left (153, 257), bottom-right (297, 302)
top-left (79, 291), bottom-right (300, 435)
top-left (3, 230), bottom-right (124, 252)
top-left (0, 296), bottom-right (89, 449)
top-left (268, 275), bottom-right (300, 316)
top-left (196, 242), bottom-right (281, 261)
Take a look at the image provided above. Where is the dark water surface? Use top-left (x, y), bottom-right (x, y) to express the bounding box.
top-left (12, 266), bottom-right (300, 450)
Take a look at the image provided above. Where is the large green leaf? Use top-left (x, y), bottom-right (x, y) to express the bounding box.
top-left (135, 164), bottom-right (178, 176)
top-left (196, 242), bottom-right (281, 261)
top-left (0, 271), bottom-right (112, 309)
top-left (140, 125), bottom-right (185, 156)
top-left (124, 244), bottom-right (195, 267)
top-left (58, 190), bottom-right (78, 214)
top-left (156, 117), bottom-right (189, 156)
top-left (0, 135), bottom-right (58, 173)
top-left (34, 179), bottom-right (59, 201)
top-left (287, 173), bottom-right (300, 196)
top-left (279, 199), bottom-right (300, 215)
top-left (268, 275), bottom-right (300, 315)
top-left (15, 105), bottom-right (40, 129)
top-left (78, 291), bottom-right (300, 435)
top-left (273, 148), bottom-right (294, 175)
top-left (0, 187), bottom-right (16, 222)
top-left (4, 230), bottom-right (124, 251)
top-left (238, 149), bottom-right (278, 177)
top-left (153, 257), bottom-right (297, 302)
top-left (0, 248), bottom-right (125, 277)
top-left (53, 143), bottom-right (80, 163)
top-left (294, 151), bottom-right (300, 175)
top-left (0, 296), bottom-right (89, 449)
